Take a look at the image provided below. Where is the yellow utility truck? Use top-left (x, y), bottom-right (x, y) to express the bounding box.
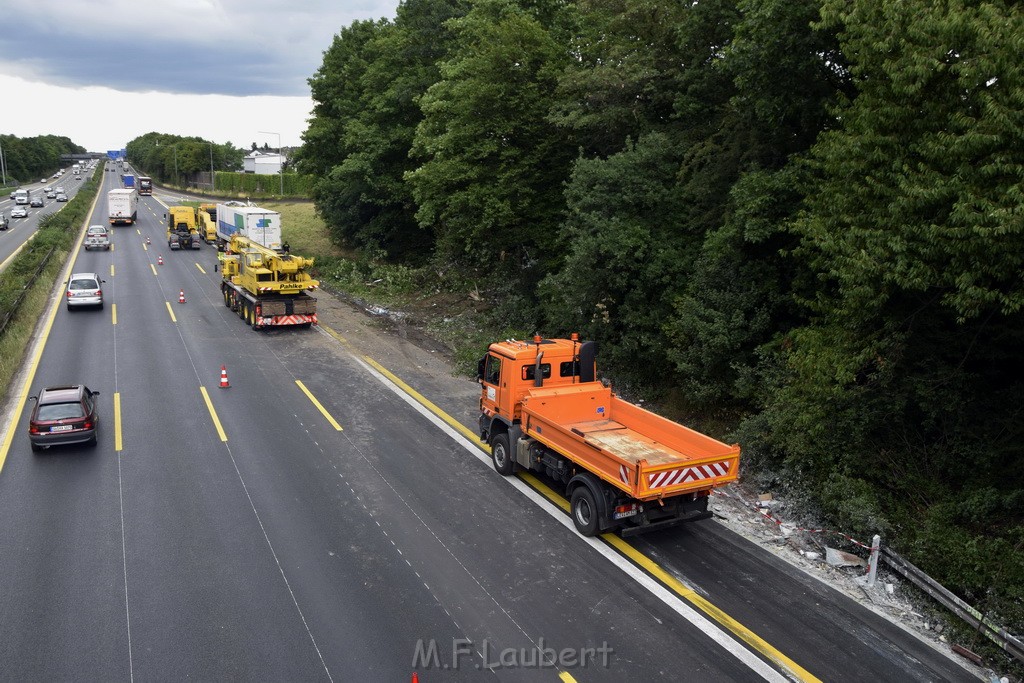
top-left (218, 234), bottom-right (318, 329)
top-left (166, 206), bottom-right (201, 250)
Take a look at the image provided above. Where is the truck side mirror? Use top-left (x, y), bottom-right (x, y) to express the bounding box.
top-left (476, 356), bottom-right (485, 382)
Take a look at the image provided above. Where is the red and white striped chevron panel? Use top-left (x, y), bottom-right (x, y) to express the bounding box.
top-left (261, 314), bottom-right (317, 326)
top-left (619, 465), bottom-right (629, 484)
top-left (647, 461), bottom-right (731, 489)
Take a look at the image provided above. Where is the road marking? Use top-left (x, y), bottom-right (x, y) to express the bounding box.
top-left (319, 322), bottom-right (812, 683)
top-left (199, 386), bottom-right (227, 441)
top-left (150, 263), bottom-right (157, 276)
top-left (114, 392), bottom-right (123, 451)
top-left (165, 302), bottom-right (177, 322)
top-left (522, 473), bottom-right (818, 682)
top-left (195, 263), bottom-right (206, 274)
top-left (110, 264), bottom-right (115, 277)
top-left (135, 228), bottom-right (140, 235)
top-left (111, 304), bottom-right (117, 325)
top-left (295, 380), bottom-right (343, 431)
top-left (143, 243), bottom-right (148, 251)
top-left (559, 674), bottom-right (577, 683)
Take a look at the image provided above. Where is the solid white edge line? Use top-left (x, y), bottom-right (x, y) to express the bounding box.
top-left (348, 354), bottom-right (788, 683)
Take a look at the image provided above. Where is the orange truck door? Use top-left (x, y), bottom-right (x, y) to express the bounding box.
top-left (480, 353), bottom-right (504, 418)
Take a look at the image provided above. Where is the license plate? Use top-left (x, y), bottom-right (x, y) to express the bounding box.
top-left (613, 505), bottom-right (640, 520)
top-left (50, 425), bottom-right (74, 432)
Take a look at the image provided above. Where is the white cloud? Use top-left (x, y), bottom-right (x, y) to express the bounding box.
top-left (0, 0), bottom-right (399, 151)
top-left (0, 75), bottom-right (313, 152)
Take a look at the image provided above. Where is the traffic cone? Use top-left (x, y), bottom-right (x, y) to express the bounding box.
top-left (178, 289), bottom-right (186, 304)
top-left (157, 254), bottom-right (164, 265)
top-left (219, 365), bottom-right (230, 388)
top-left (411, 674), bottom-right (418, 683)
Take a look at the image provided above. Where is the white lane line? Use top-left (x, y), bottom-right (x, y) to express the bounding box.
top-left (349, 354), bottom-right (788, 683)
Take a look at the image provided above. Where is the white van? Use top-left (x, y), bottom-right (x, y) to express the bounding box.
top-left (14, 189), bottom-right (29, 205)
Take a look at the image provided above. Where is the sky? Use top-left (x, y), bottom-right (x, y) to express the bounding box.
top-left (0, 0), bottom-right (399, 152)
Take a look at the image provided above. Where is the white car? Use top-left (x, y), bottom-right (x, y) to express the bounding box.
top-left (11, 206), bottom-right (28, 218)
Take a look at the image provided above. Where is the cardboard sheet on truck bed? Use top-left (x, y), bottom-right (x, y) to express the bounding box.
top-left (569, 419), bottom-right (682, 466)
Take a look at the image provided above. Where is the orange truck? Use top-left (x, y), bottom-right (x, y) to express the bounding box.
top-left (477, 335), bottom-right (740, 537)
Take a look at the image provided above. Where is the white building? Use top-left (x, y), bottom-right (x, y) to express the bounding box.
top-left (243, 151), bottom-right (284, 174)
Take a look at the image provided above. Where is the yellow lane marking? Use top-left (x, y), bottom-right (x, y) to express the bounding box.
top-left (559, 674), bottom-right (577, 683)
top-left (199, 386), bottom-right (227, 441)
top-left (111, 243), bottom-right (115, 252)
top-left (521, 471), bottom-right (818, 682)
top-left (605, 533), bottom-right (818, 681)
top-left (111, 304), bottom-right (117, 325)
top-left (165, 302), bottom-right (177, 322)
top-left (150, 263), bottom-right (157, 276)
top-left (195, 263), bottom-right (206, 274)
top-left (114, 392), bottom-right (123, 451)
top-left (0, 183), bottom-right (102, 471)
top-left (361, 355), bottom-right (484, 445)
top-left (135, 229), bottom-right (140, 235)
top-left (110, 264), bottom-right (115, 277)
top-left (295, 380), bottom-right (343, 431)
top-left (143, 243), bottom-right (148, 251)
top-left (326, 320), bottom-right (818, 683)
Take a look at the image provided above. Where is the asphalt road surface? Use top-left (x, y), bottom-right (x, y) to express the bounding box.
top-left (0, 165), bottom-right (978, 681)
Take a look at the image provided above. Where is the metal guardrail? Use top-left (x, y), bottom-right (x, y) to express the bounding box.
top-left (0, 245), bottom-right (56, 337)
top-left (867, 537), bottom-right (1024, 664)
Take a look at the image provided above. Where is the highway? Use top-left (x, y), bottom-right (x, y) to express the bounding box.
top-left (0, 169), bottom-right (92, 268)
top-left (0, 163), bottom-right (977, 681)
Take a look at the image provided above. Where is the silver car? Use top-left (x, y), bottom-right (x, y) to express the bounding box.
top-left (84, 225), bottom-right (110, 251)
top-left (66, 272), bottom-right (104, 310)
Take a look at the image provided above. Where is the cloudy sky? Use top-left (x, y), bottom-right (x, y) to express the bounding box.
top-left (0, 1), bottom-right (399, 152)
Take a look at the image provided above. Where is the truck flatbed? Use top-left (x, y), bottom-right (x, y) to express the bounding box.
top-left (521, 383), bottom-right (739, 500)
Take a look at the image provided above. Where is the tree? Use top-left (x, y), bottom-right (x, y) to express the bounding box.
top-left (305, 0), bottom-right (469, 262)
top-left (754, 0), bottom-right (1024, 623)
top-left (407, 0), bottom-right (574, 279)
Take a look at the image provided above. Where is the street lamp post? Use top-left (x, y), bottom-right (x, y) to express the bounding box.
top-left (257, 130), bottom-right (284, 196)
top-left (209, 142), bottom-right (215, 191)
top-left (0, 137), bottom-right (6, 187)
top-left (173, 145), bottom-right (179, 187)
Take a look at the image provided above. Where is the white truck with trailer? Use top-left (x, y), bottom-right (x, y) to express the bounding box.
top-left (107, 188), bottom-right (139, 225)
top-left (216, 202), bottom-right (282, 251)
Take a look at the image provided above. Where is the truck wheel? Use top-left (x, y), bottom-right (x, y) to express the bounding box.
top-left (490, 433), bottom-right (514, 476)
top-left (570, 487), bottom-right (600, 536)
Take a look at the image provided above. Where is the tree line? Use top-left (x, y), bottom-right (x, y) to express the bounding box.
top-left (0, 135), bottom-right (84, 187)
top-left (124, 133), bottom-right (244, 186)
top-left (302, 0), bottom-right (1023, 645)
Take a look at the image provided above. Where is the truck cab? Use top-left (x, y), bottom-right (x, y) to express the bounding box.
top-left (478, 336), bottom-right (596, 428)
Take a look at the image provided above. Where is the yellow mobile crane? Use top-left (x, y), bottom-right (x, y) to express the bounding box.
top-left (218, 234), bottom-right (318, 329)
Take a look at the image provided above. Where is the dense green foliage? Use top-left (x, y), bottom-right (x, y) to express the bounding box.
top-left (303, 0), bottom-right (1024, 649)
top-left (0, 134), bottom-right (84, 188)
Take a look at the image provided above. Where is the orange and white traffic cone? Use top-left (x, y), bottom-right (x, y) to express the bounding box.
top-left (178, 289), bottom-right (186, 304)
top-left (219, 365), bottom-right (230, 388)
top-left (157, 254), bottom-right (164, 265)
